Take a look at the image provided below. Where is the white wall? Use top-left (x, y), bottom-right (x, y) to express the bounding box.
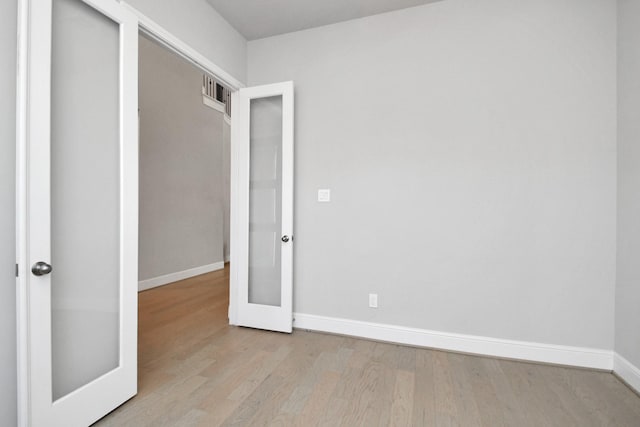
top-left (125, 0), bottom-right (247, 83)
top-left (248, 0), bottom-right (617, 350)
top-left (139, 35), bottom-right (225, 283)
top-left (0, 0), bottom-right (17, 424)
top-left (616, 0), bottom-right (640, 371)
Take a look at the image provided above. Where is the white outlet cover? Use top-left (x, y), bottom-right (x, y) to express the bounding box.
top-left (318, 189), bottom-right (331, 202)
top-left (369, 293), bottom-right (378, 308)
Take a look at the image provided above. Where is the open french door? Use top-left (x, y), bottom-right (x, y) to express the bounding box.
top-left (17, 0), bottom-right (138, 425)
top-left (230, 82), bottom-right (294, 333)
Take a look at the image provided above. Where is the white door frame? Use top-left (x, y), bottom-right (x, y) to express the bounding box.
top-left (118, 1), bottom-right (245, 326)
top-left (119, 2), bottom-right (244, 92)
top-left (15, 1), bottom-right (244, 425)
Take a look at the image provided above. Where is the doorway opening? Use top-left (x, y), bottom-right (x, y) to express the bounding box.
top-left (136, 31), bottom-right (233, 394)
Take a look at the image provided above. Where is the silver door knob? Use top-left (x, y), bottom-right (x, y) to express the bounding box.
top-left (281, 235), bottom-right (290, 243)
top-left (32, 262), bottom-right (52, 276)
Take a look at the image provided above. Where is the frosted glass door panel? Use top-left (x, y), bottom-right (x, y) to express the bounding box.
top-left (50, 0), bottom-right (120, 400)
top-left (248, 96), bottom-right (283, 306)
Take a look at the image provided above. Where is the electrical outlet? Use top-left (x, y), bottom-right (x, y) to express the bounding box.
top-left (369, 293), bottom-right (378, 308)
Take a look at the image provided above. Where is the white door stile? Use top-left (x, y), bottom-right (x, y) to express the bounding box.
top-left (280, 82), bottom-right (295, 332)
top-left (228, 89), bottom-right (243, 327)
top-left (17, 0), bottom-right (138, 425)
top-left (16, 0), bottom-right (32, 424)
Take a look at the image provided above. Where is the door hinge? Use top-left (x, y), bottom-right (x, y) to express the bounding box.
top-left (15, 263), bottom-right (19, 277)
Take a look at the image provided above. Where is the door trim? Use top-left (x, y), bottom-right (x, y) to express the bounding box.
top-left (120, 1), bottom-right (244, 92)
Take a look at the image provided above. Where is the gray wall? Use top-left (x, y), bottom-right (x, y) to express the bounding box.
top-left (126, 0), bottom-right (247, 83)
top-left (139, 35), bottom-right (225, 281)
top-left (0, 0), bottom-right (17, 424)
top-left (616, 0), bottom-right (640, 368)
top-left (248, 0), bottom-right (618, 349)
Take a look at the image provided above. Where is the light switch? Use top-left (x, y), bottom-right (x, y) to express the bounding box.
top-left (318, 189), bottom-right (331, 202)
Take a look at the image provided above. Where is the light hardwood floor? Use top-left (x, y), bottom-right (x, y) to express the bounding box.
top-left (95, 265), bottom-right (640, 426)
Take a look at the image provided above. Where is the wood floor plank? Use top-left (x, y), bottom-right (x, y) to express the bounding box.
top-left (499, 359), bottom-right (577, 426)
top-left (295, 370), bottom-right (341, 425)
top-left (389, 370), bottom-right (415, 427)
top-left (222, 332), bottom-right (332, 426)
top-left (432, 351), bottom-right (461, 426)
top-left (464, 355), bottom-right (506, 426)
top-left (446, 353), bottom-right (483, 426)
top-left (337, 357), bottom-right (384, 426)
top-left (411, 350), bottom-right (436, 426)
top-left (94, 266), bottom-right (640, 426)
top-left (479, 357), bottom-right (530, 427)
top-left (361, 343), bottom-right (402, 426)
top-left (563, 368), bottom-right (640, 427)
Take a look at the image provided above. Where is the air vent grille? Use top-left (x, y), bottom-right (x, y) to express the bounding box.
top-left (202, 74), bottom-right (232, 117)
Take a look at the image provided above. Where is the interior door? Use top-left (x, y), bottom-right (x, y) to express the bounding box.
top-left (230, 82), bottom-right (294, 333)
top-left (17, 0), bottom-right (138, 425)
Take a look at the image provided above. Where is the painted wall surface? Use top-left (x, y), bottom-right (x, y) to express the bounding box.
top-left (0, 0), bottom-right (17, 424)
top-left (125, 0), bottom-right (247, 83)
top-left (139, 35), bottom-right (224, 281)
top-left (616, 0), bottom-right (640, 369)
top-left (248, 0), bottom-right (618, 349)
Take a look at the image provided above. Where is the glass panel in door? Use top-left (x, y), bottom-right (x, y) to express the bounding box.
top-left (248, 96), bottom-right (283, 307)
top-left (50, 0), bottom-right (120, 400)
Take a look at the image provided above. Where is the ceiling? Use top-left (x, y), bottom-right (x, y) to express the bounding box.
top-left (206, 0), bottom-right (441, 41)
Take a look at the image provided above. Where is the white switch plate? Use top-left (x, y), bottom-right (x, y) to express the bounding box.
top-left (369, 293), bottom-right (378, 308)
top-left (318, 189), bottom-right (331, 202)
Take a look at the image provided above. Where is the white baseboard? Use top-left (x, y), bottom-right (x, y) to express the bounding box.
top-left (614, 353), bottom-right (640, 393)
top-left (293, 313), bottom-right (613, 370)
top-left (139, 262), bottom-right (224, 291)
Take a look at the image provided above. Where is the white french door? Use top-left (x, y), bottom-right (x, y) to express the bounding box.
top-left (230, 82), bottom-right (294, 333)
top-left (17, 0), bottom-right (138, 425)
